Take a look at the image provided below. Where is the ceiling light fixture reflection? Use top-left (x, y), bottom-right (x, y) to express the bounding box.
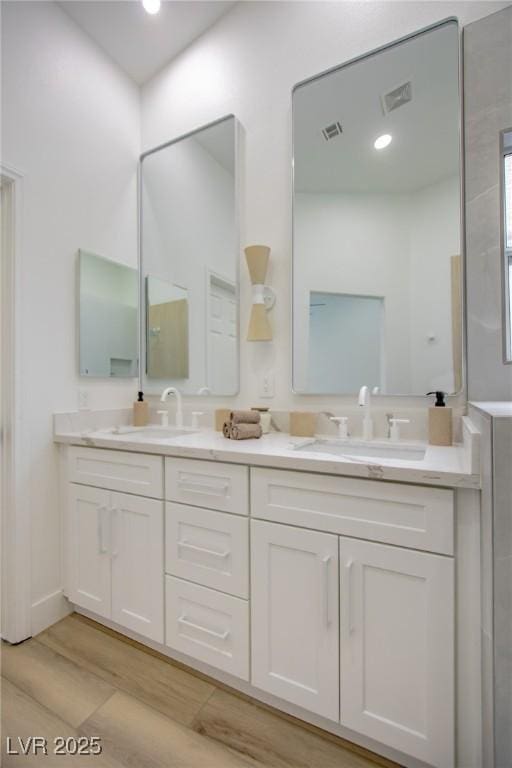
top-left (374, 134), bottom-right (392, 150)
top-left (142, 0), bottom-right (161, 15)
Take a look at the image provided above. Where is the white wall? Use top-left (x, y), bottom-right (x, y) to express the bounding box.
top-left (141, 0), bottom-right (505, 412)
top-left (409, 176), bottom-right (461, 393)
top-left (293, 191), bottom-right (412, 394)
top-left (1, 1), bottom-right (140, 631)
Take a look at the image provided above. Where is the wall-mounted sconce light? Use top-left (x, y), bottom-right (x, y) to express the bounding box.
top-left (244, 245), bottom-right (276, 341)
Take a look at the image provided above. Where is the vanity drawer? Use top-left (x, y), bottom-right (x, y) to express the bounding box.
top-left (165, 576), bottom-right (249, 680)
top-left (251, 468), bottom-right (454, 555)
top-left (165, 458), bottom-right (248, 515)
top-left (68, 447), bottom-right (163, 499)
top-left (165, 503), bottom-right (249, 598)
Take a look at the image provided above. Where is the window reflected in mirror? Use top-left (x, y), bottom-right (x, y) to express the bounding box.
top-left (78, 250), bottom-right (138, 378)
top-left (308, 292), bottom-right (384, 393)
top-left (292, 21), bottom-right (462, 395)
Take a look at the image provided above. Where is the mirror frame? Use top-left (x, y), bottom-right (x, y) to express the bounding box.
top-left (291, 19), bottom-right (465, 397)
top-left (138, 114), bottom-right (241, 396)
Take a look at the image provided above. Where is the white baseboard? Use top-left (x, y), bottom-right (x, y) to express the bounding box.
top-left (31, 589), bottom-right (72, 636)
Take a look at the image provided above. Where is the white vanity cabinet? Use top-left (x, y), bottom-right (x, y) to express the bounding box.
top-left (63, 446), bottom-right (464, 768)
top-left (109, 492), bottom-right (164, 641)
top-left (251, 467), bottom-right (454, 554)
top-left (164, 457), bottom-right (250, 680)
top-left (250, 467), bottom-right (455, 768)
top-left (165, 502), bottom-right (249, 598)
top-left (251, 519), bottom-right (340, 720)
top-left (165, 456), bottom-right (248, 515)
top-left (165, 576), bottom-right (249, 679)
top-left (68, 445), bottom-right (163, 498)
top-left (67, 447), bottom-right (164, 643)
top-left (339, 538), bottom-right (454, 767)
top-left (250, 516), bottom-right (454, 765)
top-left (68, 484), bottom-right (112, 620)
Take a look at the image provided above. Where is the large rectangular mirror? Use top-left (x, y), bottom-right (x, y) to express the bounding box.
top-left (78, 250), bottom-right (138, 378)
top-left (140, 115), bottom-right (238, 396)
top-left (292, 21), bottom-right (462, 395)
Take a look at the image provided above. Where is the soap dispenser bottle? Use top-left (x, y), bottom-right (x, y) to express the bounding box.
top-left (427, 391), bottom-right (452, 446)
top-left (133, 391), bottom-right (149, 427)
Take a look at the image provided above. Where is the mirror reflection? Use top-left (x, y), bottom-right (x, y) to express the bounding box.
top-left (146, 276), bottom-right (189, 380)
top-left (293, 21), bottom-right (462, 395)
top-left (78, 250), bottom-right (138, 378)
top-left (141, 115), bottom-right (238, 395)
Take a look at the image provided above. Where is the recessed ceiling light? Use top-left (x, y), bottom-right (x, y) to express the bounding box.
top-left (374, 134), bottom-right (392, 150)
top-left (142, 0), bottom-right (161, 15)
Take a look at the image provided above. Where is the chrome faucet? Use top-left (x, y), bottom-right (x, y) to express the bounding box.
top-left (358, 385), bottom-right (369, 408)
top-left (358, 385), bottom-right (373, 441)
top-left (160, 387), bottom-right (183, 428)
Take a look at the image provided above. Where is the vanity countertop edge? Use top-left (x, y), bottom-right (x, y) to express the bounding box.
top-left (53, 427), bottom-right (481, 490)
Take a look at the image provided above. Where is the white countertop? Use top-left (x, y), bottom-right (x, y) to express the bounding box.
top-left (469, 401), bottom-right (512, 418)
top-left (54, 424), bottom-right (481, 489)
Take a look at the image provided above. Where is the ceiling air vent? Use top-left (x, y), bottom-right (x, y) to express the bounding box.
top-left (382, 81), bottom-right (412, 114)
top-left (322, 121), bottom-right (343, 141)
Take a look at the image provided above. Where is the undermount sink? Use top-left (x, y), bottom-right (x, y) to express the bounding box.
top-left (293, 438), bottom-right (426, 462)
top-left (107, 426), bottom-right (195, 440)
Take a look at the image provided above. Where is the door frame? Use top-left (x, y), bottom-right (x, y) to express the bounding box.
top-left (1, 163), bottom-right (31, 643)
top-left (205, 267), bottom-right (238, 394)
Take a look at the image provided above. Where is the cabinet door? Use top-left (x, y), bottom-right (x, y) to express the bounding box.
top-left (251, 520), bottom-right (339, 721)
top-left (339, 538), bottom-right (454, 767)
top-left (111, 492), bottom-right (164, 643)
top-left (68, 484), bottom-right (111, 619)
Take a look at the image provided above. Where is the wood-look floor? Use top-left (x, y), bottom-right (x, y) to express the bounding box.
top-left (1, 614), bottom-right (401, 768)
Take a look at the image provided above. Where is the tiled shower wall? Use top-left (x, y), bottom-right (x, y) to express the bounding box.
top-left (465, 6), bottom-right (512, 766)
top-left (465, 5), bottom-right (512, 401)
top-left (491, 416), bottom-right (512, 766)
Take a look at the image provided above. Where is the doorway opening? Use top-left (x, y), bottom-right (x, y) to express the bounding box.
top-left (1, 167), bottom-right (31, 643)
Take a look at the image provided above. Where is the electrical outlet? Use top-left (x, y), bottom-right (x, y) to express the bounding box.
top-left (259, 371), bottom-right (275, 399)
top-left (78, 389), bottom-right (90, 410)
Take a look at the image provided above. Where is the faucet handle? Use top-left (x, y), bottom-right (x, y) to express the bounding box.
top-left (191, 411), bottom-right (204, 429)
top-left (330, 416), bottom-right (349, 439)
top-left (157, 410), bottom-right (169, 427)
top-left (388, 418), bottom-right (410, 442)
